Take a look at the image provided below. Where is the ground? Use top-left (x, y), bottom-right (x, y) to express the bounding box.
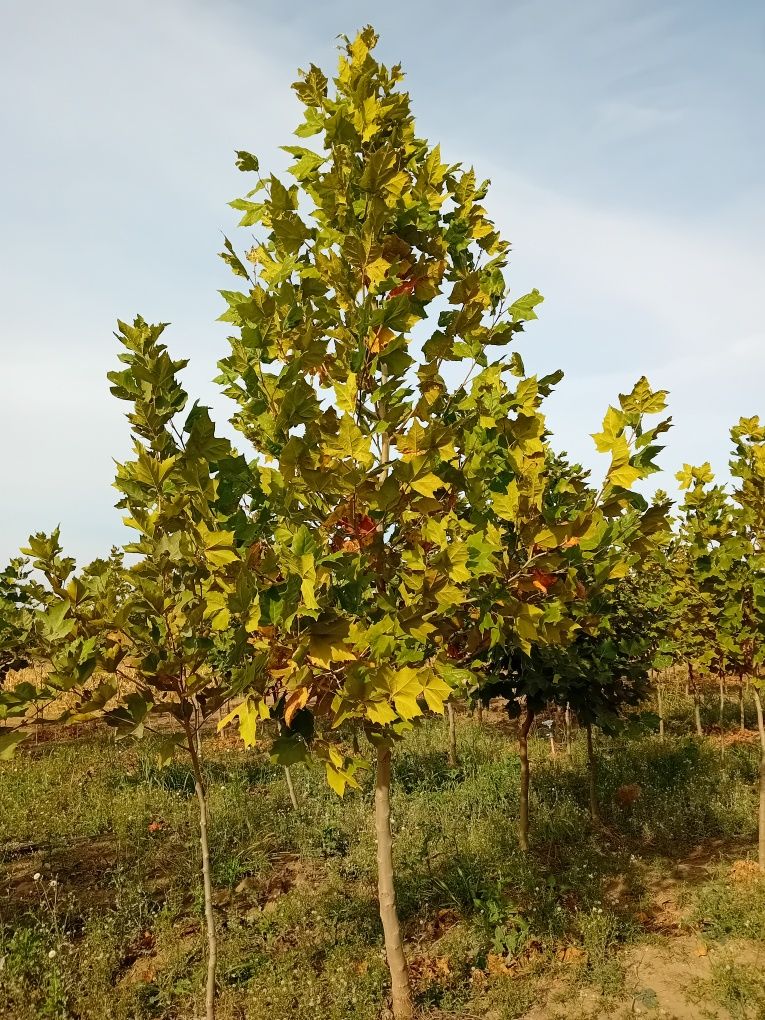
top-left (1, 698), bottom-right (764, 1019)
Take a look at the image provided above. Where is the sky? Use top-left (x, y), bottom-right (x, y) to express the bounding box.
top-left (1, 0), bottom-right (764, 565)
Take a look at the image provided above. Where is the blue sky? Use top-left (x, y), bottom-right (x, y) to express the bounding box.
top-left (1, 0), bottom-right (763, 564)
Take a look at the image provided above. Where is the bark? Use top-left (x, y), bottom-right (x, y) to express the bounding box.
top-left (719, 673), bottom-right (725, 729)
top-left (447, 701), bottom-right (458, 767)
top-left (518, 706), bottom-right (535, 852)
top-left (657, 676), bottom-right (665, 742)
top-left (585, 721), bottom-right (600, 824)
top-left (186, 727), bottom-right (217, 1020)
top-left (564, 702), bottom-right (572, 754)
top-left (753, 689), bottom-right (765, 874)
top-left (718, 673), bottom-right (727, 760)
top-left (192, 696), bottom-right (204, 760)
top-left (475, 703), bottom-right (484, 724)
top-left (283, 766), bottom-right (299, 811)
top-left (690, 662), bottom-right (703, 737)
top-left (740, 674), bottom-right (746, 733)
top-left (548, 733), bottom-right (557, 759)
top-left (694, 696), bottom-right (703, 737)
top-left (375, 745), bottom-right (414, 1019)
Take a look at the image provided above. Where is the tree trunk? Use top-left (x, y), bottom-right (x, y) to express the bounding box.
top-left (186, 730), bottom-right (217, 1020)
top-left (548, 733), bottom-right (557, 759)
top-left (689, 663), bottom-right (702, 737)
top-left (753, 690), bottom-right (765, 874)
top-left (447, 702), bottom-right (458, 767)
top-left (475, 702), bottom-right (484, 724)
top-left (518, 706), bottom-right (534, 852)
top-left (284, 766), bottom-right (299, 811)
top-left (375, 745), bottom-right (414, 1019)
top-left (564, 702), bottom-right (572, 753)
top-left (719, 673), bottom-right (725, 729)
top-left (192, 696), bottom-right (204, 760)
top-left (739, 674), bottom-right (746, 733)
top-left (585, 721), bottom-right (600, 824)
top-left (694, 696), bottom-right (703, 737)
top-left (657, 676), bottom-right (665, 742)
top-left (718, 673), bottom-right (727, 759)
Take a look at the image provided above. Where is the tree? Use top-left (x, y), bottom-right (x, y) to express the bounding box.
top-left (214, 26), bottom-right (584, 1017)
top-left (0, 529), bottom-right (125, 760)
top-left (664, 465), bottom-right (728, 736)
top-left (729, 417), bottom-right (765, 870)
top-left (478, 389), bottom-right (671, 846)
top-left (100, 316), bottom-right (278, 1019)
top-left (0, 558), bottom-right (34, 687)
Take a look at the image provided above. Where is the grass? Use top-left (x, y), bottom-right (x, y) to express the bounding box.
top-left (1, 696), bottom-right (763, 1019)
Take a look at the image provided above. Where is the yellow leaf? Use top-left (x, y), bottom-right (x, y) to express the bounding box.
top-left (410, 472), bottom-right (444, 498)
top-left (493, 480), bottom-right (519, 521)
top-left (239, 700), bottom-right (259, 747)
top-left (393, 692), bottom-right (422, 721)
top-left (422, 674), bottom-right (453, 714)
top-left (366, 700), bottom-right (398, 725)
top-left (326, 763), bottom-right (347, 797)
top-left (216, 698), bottom-right (262, 748)
top-left (308, 636), bottom-right (357, 669)
top-left (284, 687), bottom-right (309, 727)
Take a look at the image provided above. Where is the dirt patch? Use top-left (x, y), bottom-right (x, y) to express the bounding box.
top-left (223, 853), bottom-right (324, 919)
top-left (604, 837), bottom-right (757, 932)
top-left (0, 834), bottom-right (118, 914)
top-left (623, 936), bottom-right (765, 1018)
top-left (521, 937), bottom-right (765, 1019)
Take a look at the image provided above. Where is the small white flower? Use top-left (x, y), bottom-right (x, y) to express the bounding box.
top-left (49, 879), bottom-right (58, 887)
top-left (33, 873), bottom-right (42, 882)
top-left (48, 949), bottom-right (56, 959)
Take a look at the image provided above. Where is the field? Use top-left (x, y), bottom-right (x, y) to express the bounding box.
top-left (2, 692), bottom-right (765, 1020)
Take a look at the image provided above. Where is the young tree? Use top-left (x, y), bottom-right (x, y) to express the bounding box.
top-left (214, 26), bottom-right (584, 1016)
top-left (478, 391), bottom-right (671, 846)
top-left (729, 417), bottom-right (765, 870)
top-left (665, 465), bottom-right (728, 737)
top-left (0, 530), bottom-right (126, 759)
top-left (101, 317), bottom-right (277, 1019)
top-left (0, 558), bottom-right (33, 687)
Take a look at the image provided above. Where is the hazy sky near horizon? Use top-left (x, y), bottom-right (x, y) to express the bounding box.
top-left (1, 0), bottom-right (764, 564)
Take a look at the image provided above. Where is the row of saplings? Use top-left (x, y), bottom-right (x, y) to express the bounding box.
top-left (3, 26), bottom-right (765, 1020)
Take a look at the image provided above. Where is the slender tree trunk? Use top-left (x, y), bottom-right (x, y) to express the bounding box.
top-left (718, 673), bottom-right (727, 759)
top-left (740, 674), bottom-right (746, 733)
top-left (585, 721), bottom-right (600, 824)
top-left (447, 702), bottom-right (458, 767)
top-left (374, 745), bottom-right (413, 1019)
top-left (186, 729), bottom-right (217, 1020)
top-left (689, 663), bottom-right (702, 737)
top-left (753, 690), bottom-right (765, 874)
top-left (373, 373), bottom-right (412, 1017)
top-left (719, 673), bottom-right (725, 729)
top-left (518, 705), bottom-right (534, 852)
top-left (475, 702), bottom-right (484, 724)
top-left (694, 696), bottom-right (703, 737)
top-left (564, 702), bottom-right (572, 753)
top-left (284, 766), bottom-right (299, 811)
top-left (657, 676), bottom-right (665, 742)
top-left (548, 732), bottom-right (557, 759)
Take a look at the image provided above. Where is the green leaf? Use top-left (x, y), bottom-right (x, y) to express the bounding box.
top-left (0, 730), bottom-right (26, 760)
top-left (509, 289), bottom-right (544, 322)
